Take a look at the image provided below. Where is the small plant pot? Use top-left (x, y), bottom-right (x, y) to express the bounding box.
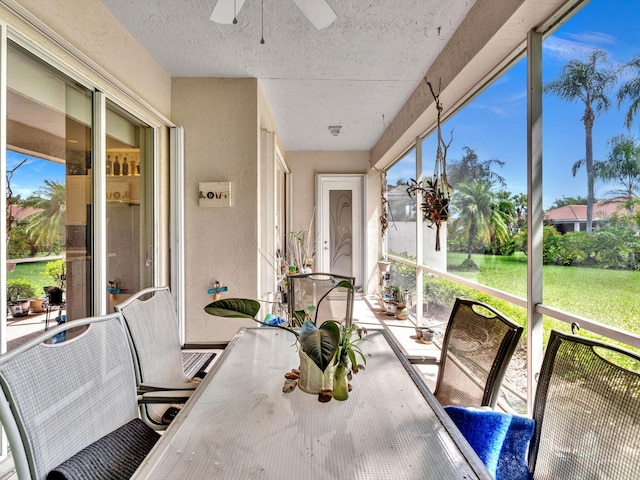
top-left (377, 261), bottom-right (391, 273)
top-left (384, 302), bottom-right (396, 316)
top-left (420, 328), bottom-right (434, 343)
top-left (395, 306), bottom-right (409, 320)
top-left (30, 298), bottom-right (46, 313)
top-left (8, 300), bottom-right (30, 318)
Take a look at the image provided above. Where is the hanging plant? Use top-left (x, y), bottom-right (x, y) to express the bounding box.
top-left (406, 79), bottom-right (453, 251)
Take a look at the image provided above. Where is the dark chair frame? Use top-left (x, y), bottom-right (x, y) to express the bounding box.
top-left (428, 298), bottom-right (523, 408)
top-left (528, 329), bottom-right (640, 479)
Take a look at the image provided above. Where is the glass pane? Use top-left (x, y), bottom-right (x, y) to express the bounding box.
top-left (5, 43), bottom-right (93, 349)
top-left (419, 60), bottom-right (528, 298)
top-left (105, 101), bottom-right (153, 311)
top-left (542, 0), bottom-right (640, 341)
top-left (386, 150), bottom-right (417, 261)
top-left (329, 189), bottom-right (352, 275)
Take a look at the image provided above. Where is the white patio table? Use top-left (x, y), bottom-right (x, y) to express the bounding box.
top-left (132, 327), bottom-right (491, 479)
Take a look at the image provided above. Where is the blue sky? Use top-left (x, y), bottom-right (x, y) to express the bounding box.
top-left (388, 0), bottom-right (640, 210)
top-left (6, 150), bottom-right (64, 199)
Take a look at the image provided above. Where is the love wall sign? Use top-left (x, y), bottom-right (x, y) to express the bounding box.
top-left (199, 182), bottom-right (232, 207)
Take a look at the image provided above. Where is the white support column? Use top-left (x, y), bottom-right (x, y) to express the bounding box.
top-left (93, 91), bottom-right (107, 315)
top-left (170, 126), bottom-right (186, 344)
top-left (415, 138), bottom-right (424, 325)
top-left (527, 29), bottom-right (544, 415)
top-left (0, 25), bottom-right (8, 363)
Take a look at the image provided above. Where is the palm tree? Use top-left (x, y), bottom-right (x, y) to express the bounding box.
top-left (447, 146), bottom-right (506, 187)
top-left (23, 180), bottom-right (66, 253)
top-left (544, 49), bottom-right (617, 233)
top-left (595, 134), bottom-right (640, 214)
top-left (451, 179), bottom-right (510, 267)
top-left (617, 55), bottom-right (640, 131)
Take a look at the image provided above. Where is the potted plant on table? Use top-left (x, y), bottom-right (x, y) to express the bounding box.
top-left (204, 280), bottom-right (367, 402)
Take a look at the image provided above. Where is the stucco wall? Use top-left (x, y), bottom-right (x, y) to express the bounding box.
top-left (172, 78), bottom-right (263, 342)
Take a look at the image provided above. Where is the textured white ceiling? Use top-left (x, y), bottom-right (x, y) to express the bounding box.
top-left (99, 0), bottom-right (476, 151)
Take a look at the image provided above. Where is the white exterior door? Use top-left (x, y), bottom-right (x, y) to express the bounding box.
top-left (316, 174), bottom-right (364, 289)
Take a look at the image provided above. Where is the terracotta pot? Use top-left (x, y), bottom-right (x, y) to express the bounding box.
top-left (30, 298), bottom-right (46, 313)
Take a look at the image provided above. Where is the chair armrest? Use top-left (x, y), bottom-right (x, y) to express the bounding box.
top-left (138, 382), bottom-right (198, 393)
top-left (406, 355), bottom-right (438, 364)
top-left (139, 390), bottom-right (194, 404)
top-left (183, 342), bottom-right (229, 350)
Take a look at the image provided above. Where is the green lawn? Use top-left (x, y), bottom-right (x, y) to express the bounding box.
top-left (7, 261), bottom-right (54, 298)
top-left (448, 252), bottom-right (640, 337)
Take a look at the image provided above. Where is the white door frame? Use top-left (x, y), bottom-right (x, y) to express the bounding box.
top-left (315, 174), bottom-right (365, 289)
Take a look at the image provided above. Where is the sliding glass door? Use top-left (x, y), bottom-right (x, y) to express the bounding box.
top-left (3, 41), bottom-right (156, 351)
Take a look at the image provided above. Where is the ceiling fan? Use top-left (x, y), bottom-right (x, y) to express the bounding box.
top-left (210, 0), bottom-right (337, 30)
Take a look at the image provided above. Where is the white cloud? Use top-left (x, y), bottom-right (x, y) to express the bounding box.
top-left (543, 36), bottom-right (601, 62)
top-left (565, 31), bottom-right (617, 46)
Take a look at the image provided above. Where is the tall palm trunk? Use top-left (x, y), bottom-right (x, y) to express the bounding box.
top-left (466, 221), bottom-right (477, 260)
top-left (583, 106), bottom-right (595, 233)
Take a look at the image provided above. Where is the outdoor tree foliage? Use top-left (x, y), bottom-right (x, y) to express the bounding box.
top-left (595, 134), bottom-right (640, 210)
top-left (617, 54), bottom-right (640, 131)
top-left (544, 49), bottom-right (617, 234)
top-left (450, 179), bottom-right (511, 267)
top-left (447, 146), bottom-right (506, 187)
top-left (22, 180), bottom-right (66, 254)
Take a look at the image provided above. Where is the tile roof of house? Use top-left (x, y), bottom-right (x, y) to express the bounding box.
top-left (544, 198), bottom-right (635, 221)
top-left (9, 205), bottom-right (42, 221)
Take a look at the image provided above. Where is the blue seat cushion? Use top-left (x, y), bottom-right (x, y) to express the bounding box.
top-left (47, 418), bottom-right (159, 480)
top-left (445, 405), bottom-right (534, 480)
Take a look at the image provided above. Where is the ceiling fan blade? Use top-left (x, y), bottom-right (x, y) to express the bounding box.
top-left (292, 0), bottom-right (336, 29)
top-left (210, 0), bottom-right (247, 24)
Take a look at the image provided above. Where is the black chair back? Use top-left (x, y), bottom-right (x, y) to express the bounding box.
top-left (529, 330), bottom-right (640, 479)
top-left (434, 298), bottom-right (523, 408)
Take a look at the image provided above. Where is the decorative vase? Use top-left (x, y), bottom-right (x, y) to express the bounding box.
top-left (298, 349), bottom-right (334, 394)
top-left (333, 362), bottom-right (349, 401)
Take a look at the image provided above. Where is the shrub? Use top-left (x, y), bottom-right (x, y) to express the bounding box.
top-left (44, 259), bottom-right (66, 288)
top-left (7, 279), bottom-right (37, 301)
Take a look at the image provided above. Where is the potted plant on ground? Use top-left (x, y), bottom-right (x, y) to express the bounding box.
top-left (7, 279), bottom-right (36, 317)
top-left (204, 280), bottom-right (367, 402)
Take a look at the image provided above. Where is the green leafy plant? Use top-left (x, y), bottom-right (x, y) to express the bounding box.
top-left (44, 259), bottom-right (66, 288)
top-left (7, 279), bottom-right (37, 302)
top-left (333, 323), bottom-right (367, 401)
top-left (204, 280), bottom-right (355, 375)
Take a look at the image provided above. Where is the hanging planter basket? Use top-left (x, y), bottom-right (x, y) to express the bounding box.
top-left (406, 79), bottom-right (453, 252)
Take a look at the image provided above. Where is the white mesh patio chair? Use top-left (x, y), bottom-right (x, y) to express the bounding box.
top-left (0, 313), bottom-right (159, 480)
top-left (115, 286), bottom-right (222, 428)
